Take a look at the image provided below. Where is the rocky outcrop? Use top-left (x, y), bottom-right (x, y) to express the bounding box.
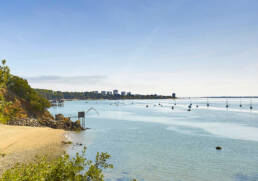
top-left (7, 118), bottom-right (42, 127)
top-left (8, 115), bottom-right (84, 131)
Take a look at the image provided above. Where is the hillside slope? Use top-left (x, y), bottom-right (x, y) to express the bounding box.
top-left (0, 60), bottom-right (83, 131)
top-left (0, 60), bottom-right (51, 124)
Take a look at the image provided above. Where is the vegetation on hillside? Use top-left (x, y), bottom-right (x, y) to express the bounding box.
top-left (0, 60), bottom-right (51, 124)
top-left (0, 60), bottom-right (10, 123)
top-left (35, 88), bottom-right (173, 100)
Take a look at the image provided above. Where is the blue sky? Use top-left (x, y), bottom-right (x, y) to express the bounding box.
top-left (0, 0), bottom-right (258, 96)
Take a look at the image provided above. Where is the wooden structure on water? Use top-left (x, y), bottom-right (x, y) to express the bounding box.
top-left (51, 99), bottom-right (64, 107)
top-left (78, 111), bottom-right (86, 128)
top-left (65, 108), bottom-right (99, 129)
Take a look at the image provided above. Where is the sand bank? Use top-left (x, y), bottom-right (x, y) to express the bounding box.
top-left (0, 124), bottom-right (67, 174)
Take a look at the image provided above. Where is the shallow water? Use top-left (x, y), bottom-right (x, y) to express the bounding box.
top-left (49, 98), bottom-right (258, 181)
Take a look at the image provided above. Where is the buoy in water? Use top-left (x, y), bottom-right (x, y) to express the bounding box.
top-left (196, 105), bottom-right (199, 108)
top-left (171, 106), bottom-right (174, 110)
top-left (187, 108), bottom-right (191, 112)
top-left (216, 146), bottom-right (222, 150)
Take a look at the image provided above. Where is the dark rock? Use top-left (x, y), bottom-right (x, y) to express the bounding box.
top-left (216, 146), bottom-right (222, 150)
top-left (62, 141), bottom-right (72, 145)
top-left (8, 115), bottom-right (85, 131)
top-left (55, 114), bottom-right (65, 121)
top-left (0, 153), bottom-right (6, 158)
top-left (76, 143), bottom-right (83, 146)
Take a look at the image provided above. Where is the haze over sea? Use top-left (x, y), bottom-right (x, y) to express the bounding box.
top-left (49, 98), bottom-right (258, 181)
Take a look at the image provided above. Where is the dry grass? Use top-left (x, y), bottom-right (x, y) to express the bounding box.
top-left (0, 124), bottom-right (67, 174)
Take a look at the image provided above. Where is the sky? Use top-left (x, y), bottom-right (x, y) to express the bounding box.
top-left (0, 0), bottom-right (258, 96)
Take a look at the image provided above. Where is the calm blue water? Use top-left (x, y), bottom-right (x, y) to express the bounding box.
top-left (49, 98), bottom-right (258, 181)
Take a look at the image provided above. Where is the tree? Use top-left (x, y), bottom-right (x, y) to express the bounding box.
top-left (0, 59), bottom-right (11, 123)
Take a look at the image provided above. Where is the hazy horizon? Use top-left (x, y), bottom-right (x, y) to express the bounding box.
top-left (1, 0), bottom-right (258, 97)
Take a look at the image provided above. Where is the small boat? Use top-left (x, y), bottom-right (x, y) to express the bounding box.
top-left (225, 99), bottom-right (229, 108)
top-left (206, 98), bottom-right (210, 107)
top-left (250, 99), bottom-right (253, 110)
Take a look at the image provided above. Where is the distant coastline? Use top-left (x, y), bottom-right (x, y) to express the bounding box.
top-left (201, 96), bottom-right (258, 98)
top-left (34, 88), bottom-right (176, 100)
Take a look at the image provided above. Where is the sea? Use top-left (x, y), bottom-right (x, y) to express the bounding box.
top-left (49, 98), bottom-right (258, 181)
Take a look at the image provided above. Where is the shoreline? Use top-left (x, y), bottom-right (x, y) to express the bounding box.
top-left (58, 98), bottom-right (176, 101)
top-left (0, 124), bottom-right (68, 174)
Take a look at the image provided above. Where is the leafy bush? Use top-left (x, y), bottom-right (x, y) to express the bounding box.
top-left (0, 147), bottom-right (114, 181)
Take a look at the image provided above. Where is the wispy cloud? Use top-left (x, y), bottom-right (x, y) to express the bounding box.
top-left (26, 75), bottom-right (107, 85)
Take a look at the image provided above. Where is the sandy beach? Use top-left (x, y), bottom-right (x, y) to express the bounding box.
top-left (0, 124), bottom-right (67, 174)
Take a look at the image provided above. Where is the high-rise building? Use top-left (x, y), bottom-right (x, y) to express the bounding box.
top-left (121, 91), bottom-right (126, 96)
top-left (172, 93), bottom-right (176, 98)
top-left (113, 90), bottom-right (119, 95)
top-left (101, 91), bottom-right (106, 95)
top-left (107, 91), bottom-right (113, 95)
top-left (127, 92), bottom-right (132, 96)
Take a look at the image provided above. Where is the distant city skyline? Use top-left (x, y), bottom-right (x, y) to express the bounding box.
top-left (1, 0), bottom-right (258, 96)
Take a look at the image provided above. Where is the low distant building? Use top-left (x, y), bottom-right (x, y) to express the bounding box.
top-left (107, 91), bottom-right (113, 95)
top-left (121, 91), bottom-right (126, 96)
top-left (93, 91), bottom-right (99, 94)
top-left (172, 93), bottom-right (176, 98)
top-left (113, 90), bottom-right (119, 95)
top-left (101, 91), bottom-right (106, 95)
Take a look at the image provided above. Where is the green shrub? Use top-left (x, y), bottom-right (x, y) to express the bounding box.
top-left (0, 147), bottom-right (113, 181)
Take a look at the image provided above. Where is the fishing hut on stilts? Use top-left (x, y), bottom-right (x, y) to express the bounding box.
top-left (78, 111), bottom-right (86, 128)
